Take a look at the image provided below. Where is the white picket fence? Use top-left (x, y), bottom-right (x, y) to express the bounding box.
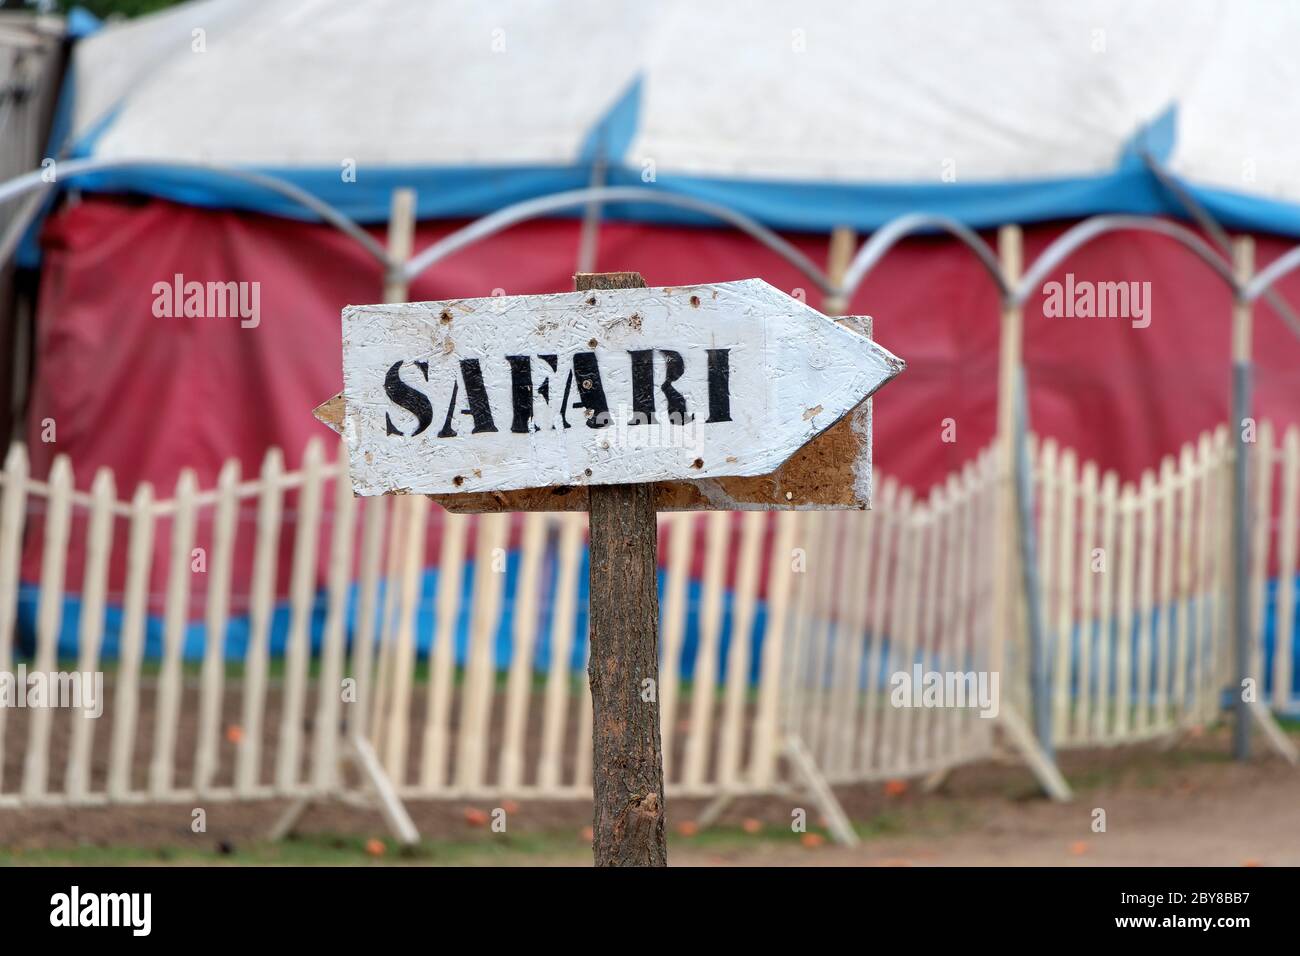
top-left (782, 449), bottom-right (1001, 784)
top-left (0, 422), bottom-right (1291, 810)
top-left (1030, 423), bottom-right (1299, 747)
top-left (1028, 427), bottom-right (1231, 746)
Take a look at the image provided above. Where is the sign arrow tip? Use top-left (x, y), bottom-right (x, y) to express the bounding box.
top-left (313, 392), bottom-right (344, 435)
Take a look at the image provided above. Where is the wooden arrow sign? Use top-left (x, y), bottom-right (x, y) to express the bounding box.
top-left (327, 278), bottom-right (903, 509)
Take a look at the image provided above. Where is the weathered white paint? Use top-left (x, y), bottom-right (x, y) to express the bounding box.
top-left (340, 279), bottom-right (902, 497)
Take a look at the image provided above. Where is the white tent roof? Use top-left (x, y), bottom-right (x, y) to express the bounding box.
top-left (59, 0), bottom-right (1300, 233)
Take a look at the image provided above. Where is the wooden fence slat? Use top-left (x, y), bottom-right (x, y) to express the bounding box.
top-left (455, 512), bottom-right (509, 792)
top-left (23, 456), bottom-right (73, 799)
top-left (235, 449), bottom-right (284, 794)
top-left (311, 458), bottom-right (356, 791)
top-left (859, 479), bottom-right (898, 771)
top-left (718, 511), bottom-right (764, 789)
top-left (418, 510), bottom-right (468, 790)
top-left (66, 467), bottom-right (116, 799)
top-left (1093, 471), bottom-right (1119, 740)
top-left (1072, 462), bottom-right (1098, 742)
top-left (951, 468), bottom-right (977, 759)
top-left (368, 498), bottom-right (408, 752)
top-left (499, 512), bottom-right (548, 791)
top-left (149, 468), bottom-right (198, 796)
top-left (0, 444), bottom-right (30, 795)
top-left (683, 511), bottom-right (730, 791)
top-left (877, 490), bottom-right (914, 771)
top-left (836, 507), bottom-right (877, 775)
top-left (821, 510), bottom-right (862, 772)
top-left (749, 510), bottom-right (797, 787)
top-left (658, 513), bottom-right (694, 782)
top-left (916, 487), bottom-right (947, 769)
top-left (893, 502), bottom-right (927, 772)
top-left (1038, 440), bottom-right (1059, 681)
top-left (1173, 444), bottom-right (1196, 722)
top-left (1275, 428), bottom-right (1300, 710)
top-left (1189, 436), bottom-right (1212, 724)
top-left (1154, 456), bottom-right (1177, 730)
top-left (536, 513), bottom-right (584, 791)
top-left (1052, 450), bottom-right (1077, 744)
top-left (800, 511), bottom-right (839, 764)
top-left (572, 652), bottom-right (593, 791)
top-left (381, 493), bottom-right (429, 784)
top-left (934, 475), bottom-right (958, 761)
top-left (780, 512), bottom-right (822, 753)
top-left (1114, 484), bottom-right (1137, 738)
top-left (1248, 421), bottom-right (1274, 694)
top-left (966, 451), bottom-right (1000, 754)
top-left (276, 438), bottom-right (325, 791)
top-left (814, 511), bottom-right (850, 774)
top-left (348, 496), bottom-right (387, 737)
top-left (194, 459), bottom-right (239, 793)
top-left (107, 482), bottom-right (156, 800)
top-left (1134, 471), bottom-right (1157, 735)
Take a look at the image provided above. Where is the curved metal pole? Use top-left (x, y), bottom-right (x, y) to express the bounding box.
top-left (1015, 214), bottom-right (1240, 305)
top-left (0, 157), bottom-right (391, 266)
top-left (402, 186), bottom-right (835, 294)
top-left (1244, 244), bottom-right (1300, 302)
top-left (9, 158), bottom-right (1295, 316)
top-left (1143, 151), bottom-right (1300, 340)
top-left (839, 212), bottom-right (1009, 302)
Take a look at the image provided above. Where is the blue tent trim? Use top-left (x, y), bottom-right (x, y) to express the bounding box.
top-left (41, 89), bottom-right (1300, 241)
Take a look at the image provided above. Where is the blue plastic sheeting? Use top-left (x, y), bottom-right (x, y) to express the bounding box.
top-left (13, 546), bottom-right (770, 687)
top-left (36, 86), bottom-right (1300, 241)
top-left (55, 138), bottom-right (1186, 235)
top-left (65, 7), bottom-right (103, 39)
top-left (14, 550), bottom-right (1300, 702)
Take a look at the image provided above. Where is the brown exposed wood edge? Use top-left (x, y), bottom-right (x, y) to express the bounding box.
top-left (313, 392), bottom-right (345, 434)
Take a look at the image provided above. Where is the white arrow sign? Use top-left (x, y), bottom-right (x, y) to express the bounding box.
top-left (338, 278), bottom-right (903, 497)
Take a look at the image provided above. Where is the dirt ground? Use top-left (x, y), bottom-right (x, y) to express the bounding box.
top-left (674, 730), bottom-right (1300, 867)
top-left (2, 721), bottom-right (1296, 865)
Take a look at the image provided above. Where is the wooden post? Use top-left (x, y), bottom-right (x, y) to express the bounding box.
top-left (825, 225), bottom-right (857, 315)
top-left (371, 187), bottom-right (417, 757)
top-left (576, 271), bottom-right (668, 867)
top-left (384, 189), bottom-right (416, 303)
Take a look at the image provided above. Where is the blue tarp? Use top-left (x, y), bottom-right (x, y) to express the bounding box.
top-left (14, 546), bottom-right (771, 686)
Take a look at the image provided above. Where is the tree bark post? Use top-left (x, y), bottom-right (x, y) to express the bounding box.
top-left (576, 271), bottom-right (668, 867)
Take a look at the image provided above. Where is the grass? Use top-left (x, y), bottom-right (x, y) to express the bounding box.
top-left (0, 823), bottom-right (853, 867)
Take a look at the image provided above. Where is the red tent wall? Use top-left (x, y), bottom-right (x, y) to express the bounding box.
top-left (23, 197), bottom-right (1300, 599)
